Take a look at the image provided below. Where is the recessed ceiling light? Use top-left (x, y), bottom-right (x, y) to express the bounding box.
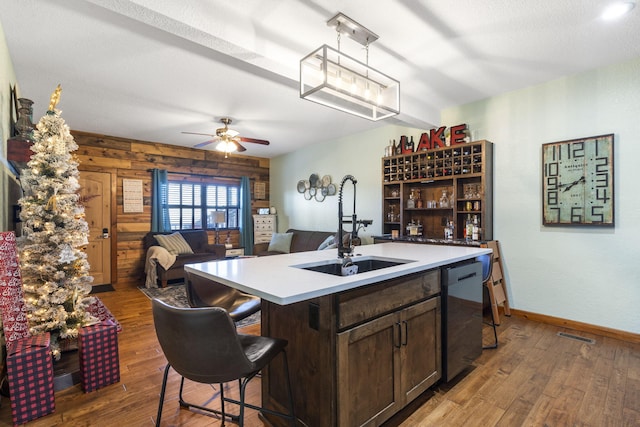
top-left (602, 1), bottom-right (636, 20)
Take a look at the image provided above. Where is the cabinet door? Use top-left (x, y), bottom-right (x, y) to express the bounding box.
top-left (337, 311), bottom-right (402, 427)
top-left (400, 297), bottom-right (441, 403)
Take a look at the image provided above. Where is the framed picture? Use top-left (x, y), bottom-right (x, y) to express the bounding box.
top-left (9, 84), bottom-right (18, 137)
top-left (542, 134), bottom-right (614, 226)
top-left (254, 181), bottom-right (266, 200)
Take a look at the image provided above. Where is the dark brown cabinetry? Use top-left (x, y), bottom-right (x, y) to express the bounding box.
top-left (336, 297), bottom-right (440, 426)
top-left (261, 269), bottom-right (441, 427)
top-left (382, 140), bottom-right (494, 240)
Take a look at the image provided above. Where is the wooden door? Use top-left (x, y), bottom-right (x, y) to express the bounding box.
top-left (400, 297), bottom-right (441, 403)
top-left (79, 171), bottom-right (111, 286)
top-left (337, 311), bottom-right (402, 427)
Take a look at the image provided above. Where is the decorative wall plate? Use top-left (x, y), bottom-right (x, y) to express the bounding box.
top-left (298, 173), bottom-right (334, 202)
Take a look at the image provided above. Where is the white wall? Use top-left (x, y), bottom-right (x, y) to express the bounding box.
top-left (442, 57), bottom-right (640, 334)
top-left (271, 56), bottom-right (640, 335)
top-left (1, 21), bottom-right (18, 231)
top-left (270, 125), bottom-right (427, 245)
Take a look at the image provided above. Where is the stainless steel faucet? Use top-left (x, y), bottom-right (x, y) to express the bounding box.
top-left (338, 175), bottom-right (357, 258)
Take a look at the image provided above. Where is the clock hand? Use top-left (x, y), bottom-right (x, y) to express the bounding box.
top-left (562, 176), bottom-right (585, 192)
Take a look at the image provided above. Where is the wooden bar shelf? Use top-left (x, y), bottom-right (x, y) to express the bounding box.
top-left (382, 140), bottom-right (494, 241)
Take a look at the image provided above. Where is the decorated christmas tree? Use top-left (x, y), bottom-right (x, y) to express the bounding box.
top-left (17, 85), bottom-right (95, 359)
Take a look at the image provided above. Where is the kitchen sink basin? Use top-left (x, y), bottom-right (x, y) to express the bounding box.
top-left (293, 256), bottom-right (415, 276)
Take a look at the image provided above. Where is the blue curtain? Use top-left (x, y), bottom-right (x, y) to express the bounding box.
top-left (239, 176), bottom-right (254, 255)
top-left (151, 169), bottom-right (170, 232)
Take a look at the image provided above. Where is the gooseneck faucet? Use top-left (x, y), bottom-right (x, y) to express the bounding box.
top-left (338, 175), bottom-right (358, 258)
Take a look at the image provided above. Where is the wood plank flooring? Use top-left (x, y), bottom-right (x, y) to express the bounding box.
top-left (0, 285), bottom-right (638, 426)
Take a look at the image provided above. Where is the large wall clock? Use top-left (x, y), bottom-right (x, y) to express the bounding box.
top-left (542, 134), bottom-right (614, 226)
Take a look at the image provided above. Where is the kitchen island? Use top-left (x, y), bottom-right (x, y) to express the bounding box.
top-left (185, 243), bottom-right (490, 427)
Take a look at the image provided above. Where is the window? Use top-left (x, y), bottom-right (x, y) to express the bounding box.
top-left (167, 181), bottom-right (240, 230)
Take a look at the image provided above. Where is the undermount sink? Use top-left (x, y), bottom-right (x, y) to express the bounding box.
top-left (293, 256), bottom-right (415, 276)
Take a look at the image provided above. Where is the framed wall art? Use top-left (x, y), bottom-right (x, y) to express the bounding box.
top-left (542, 134), bottom-right (614, 226)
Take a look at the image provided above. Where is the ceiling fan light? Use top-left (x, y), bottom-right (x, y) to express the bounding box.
top-left (215, 140), bottom-right (237, 153)
top-left (602, 1), bottom-right (636, 20)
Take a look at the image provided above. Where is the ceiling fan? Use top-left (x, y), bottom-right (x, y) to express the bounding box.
top-left (182, 117), bottom-right (270, 157)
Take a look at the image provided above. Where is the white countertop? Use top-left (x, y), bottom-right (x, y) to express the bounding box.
top-left (185, 243), bottom-right (491, 305)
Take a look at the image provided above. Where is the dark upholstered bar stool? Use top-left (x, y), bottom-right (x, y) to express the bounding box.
top-left (185, 270), bottom-right (261, 321)
top-left (479, 253), bottom-right (498, 349)
top-left (152, 299), bottom-right (296, 426)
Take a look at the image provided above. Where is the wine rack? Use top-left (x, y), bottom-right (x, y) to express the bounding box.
top-left (382, 140), bottom-right (493, 240)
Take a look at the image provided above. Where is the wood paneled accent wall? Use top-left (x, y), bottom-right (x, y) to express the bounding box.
top-left (72, 131), bottom-right (270, 287)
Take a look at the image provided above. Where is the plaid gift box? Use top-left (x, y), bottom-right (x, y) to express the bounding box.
top-left (78, 321), bottom-right (120, 392)
top-left (6, 333), bottom-right (55, 426)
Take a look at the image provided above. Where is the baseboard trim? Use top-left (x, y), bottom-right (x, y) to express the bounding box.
top-left (90, 284), bottom-right (115, 294)
top-left (509, 308), bottom-right (640, 344)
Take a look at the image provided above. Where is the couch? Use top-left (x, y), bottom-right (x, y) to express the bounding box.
top-left (253, 228), bottom-right (359, 256)
top-left (144, 230), bottom-right (226, 288)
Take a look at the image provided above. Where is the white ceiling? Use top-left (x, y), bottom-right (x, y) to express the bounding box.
top-left (2, 1), bottom-right (640, 158)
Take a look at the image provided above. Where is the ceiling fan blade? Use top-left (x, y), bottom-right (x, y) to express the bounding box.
top-left (233, 140), bottom-right (247, 152)
top-left (193, 139), bottom-right (217, 148)
top-left (182, 131), bottom-right (216, 137)
top-left (239, 136), bottom-right (270, 145)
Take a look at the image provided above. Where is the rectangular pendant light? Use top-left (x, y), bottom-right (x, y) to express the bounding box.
top-left (299, 14), bottom-right (400, 121)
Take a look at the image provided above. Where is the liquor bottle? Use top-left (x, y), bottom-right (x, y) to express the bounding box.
top-left (392, 139), bottom-right (397, 155)
top-left (465, 214), bottom-right (473, 241)
top-left (472, 215), bottom-right (480, 241)
top-left (408, 136), bottom-right (415, 152)
top-left (444, 220), bottom-right (454, 240)
top-left (407, 190), bottom-right (415, 209)
top-left (395, 138), bottom-right (402, 155)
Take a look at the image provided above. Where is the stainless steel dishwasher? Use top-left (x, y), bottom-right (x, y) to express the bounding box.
top-left (441, 260), bottom-right (483, 382)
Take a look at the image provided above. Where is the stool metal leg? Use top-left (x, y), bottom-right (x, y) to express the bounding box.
top-left (483, 286), bottom-right (498, 350)
top-left (156, 364), bottom-right (171, 426)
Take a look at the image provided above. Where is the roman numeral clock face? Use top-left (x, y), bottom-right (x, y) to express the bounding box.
top-left (542, 134), bottom-right (614, 226)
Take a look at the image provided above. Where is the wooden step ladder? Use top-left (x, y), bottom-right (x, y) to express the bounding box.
top-left (485, 240), bottom-right (511, 325)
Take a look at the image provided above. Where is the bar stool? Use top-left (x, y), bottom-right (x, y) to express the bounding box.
top-left (479, 253), bottom-right (498, 349)
top-left (152, 299), bottom-right (296, 426)
top-left (185, 270), bottom-right (260, 321)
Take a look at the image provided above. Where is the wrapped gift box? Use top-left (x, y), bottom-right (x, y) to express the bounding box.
top-left (87, 297), bottom-right (122, 333)
top-left (6, 333), bottom-right (55, 426)
top-left (78, 321), bottom-right (120, 392)
top-left (0, 231), bottom-right (31, 348)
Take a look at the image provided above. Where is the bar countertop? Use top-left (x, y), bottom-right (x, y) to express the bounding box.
top-left (185, 242), bottom-right (490, 305)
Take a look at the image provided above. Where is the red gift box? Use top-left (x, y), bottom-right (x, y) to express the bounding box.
top-left (78, 321), bottom-right (120, 392)
top-left (0, 232), bottom-right (31, 348)
top-left (6, 333), bottom-right (56, 426)
top-left (87, 297), bottom-right (122, 333)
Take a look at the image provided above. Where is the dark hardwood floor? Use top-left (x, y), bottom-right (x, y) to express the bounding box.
top-left (0, 284), bottom-right (638, 426)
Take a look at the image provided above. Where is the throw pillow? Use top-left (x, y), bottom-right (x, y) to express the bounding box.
top-left (317, 234), bottom-right (335, 250)
top-left (268, 232), bottom-right (293, 253)
top-left (155, 232), bottom-right (194, 255)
